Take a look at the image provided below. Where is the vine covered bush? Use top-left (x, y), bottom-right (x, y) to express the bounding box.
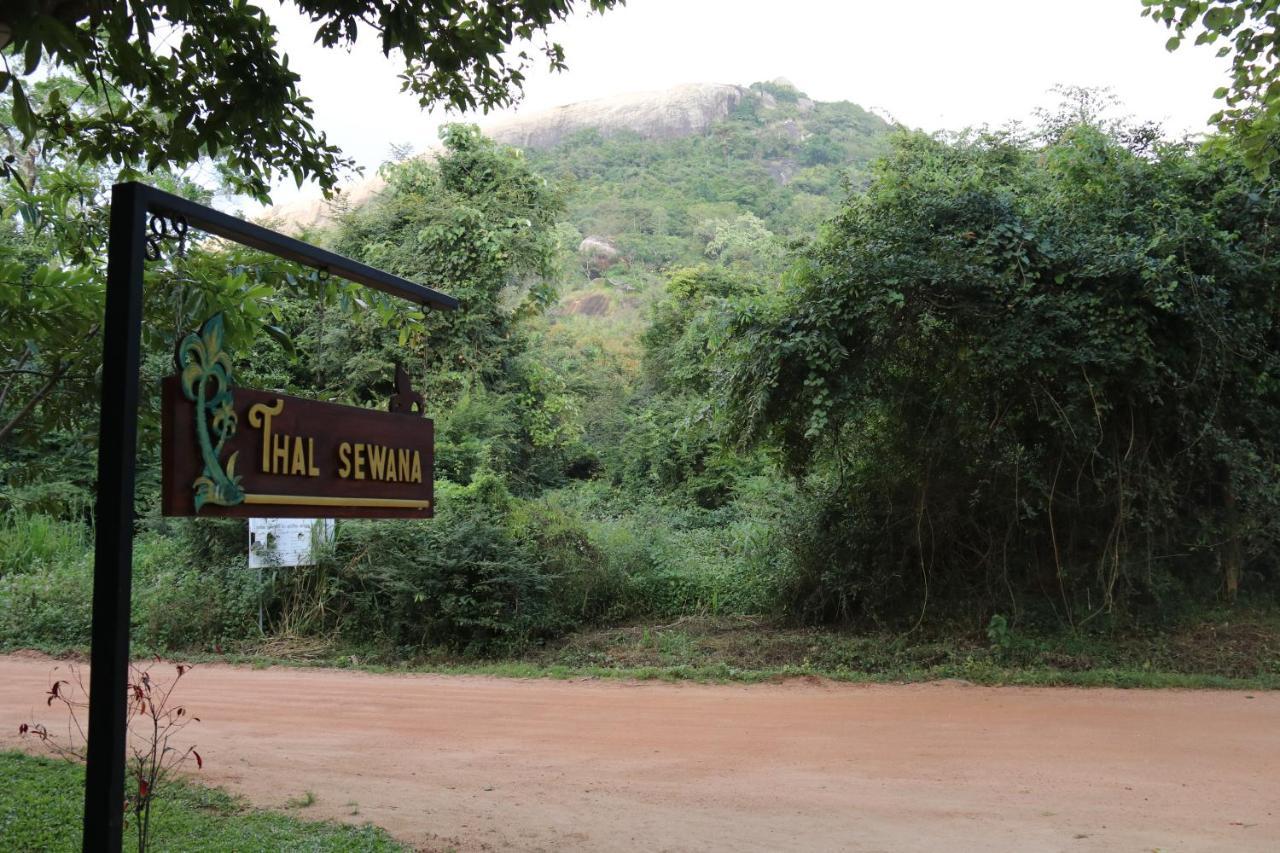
top-left (717, 116), bottom-right (1280, 625)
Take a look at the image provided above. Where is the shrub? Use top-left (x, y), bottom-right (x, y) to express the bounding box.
top-left (0, 511), bottom-right (262, 651)
top-left (509, 496), bottom-right (624, 626)
top-left (330, 475), bottom-right (553, 653)
top-left (0, 547), bottom-right (93, 647)
top-left (133, 533), bottom-right (260, 650)
top-left (718, 113), bottom-right (1280, 624)
top-left (0, 512), bottom-right (87, 576)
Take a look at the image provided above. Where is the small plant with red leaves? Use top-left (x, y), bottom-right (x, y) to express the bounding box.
top-left (20, 659), bottom-right (203, 852)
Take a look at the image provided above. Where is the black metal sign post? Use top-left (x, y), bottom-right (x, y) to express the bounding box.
top-left (83, 182), bottom-right (456, 851)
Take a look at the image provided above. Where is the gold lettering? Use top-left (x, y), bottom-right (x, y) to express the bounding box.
top-left (398, 449), bottom-right (410, 482)
top-left (369, 445), bottom-right (385, 480)
top-left (271, 432), bottom-right (289, 475)
top-left (307, 438), bottom-right (319, 477)
top-left (337, 442), bottom-right (351, 478)
top-left (411, 451), bottom-right (422, 483)
top-left (247, 399), bottom-right (285, 473)
top-left (354, 443), bottom-right (366, 480)
top-left (386, 452), bottom-right (398, 483)
top-left (291, 437), bottom-right (306, 476)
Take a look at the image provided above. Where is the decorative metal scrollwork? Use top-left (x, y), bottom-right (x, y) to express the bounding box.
top-left (176, 313), bottom-right (245, 510)
top-left (388, 363), bottom-right (425, 416)
top-left (145, 212), bottom-right (189, 261)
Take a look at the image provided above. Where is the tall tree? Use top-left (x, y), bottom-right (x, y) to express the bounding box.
top-left (320, 125), bottom-right (582, 489)
top-left (1, 0), bottom-right (622, 200)
top-left (1144, 0), bottom-right (1280, 173)
top-left (0, 74), bottom-right (358, 458)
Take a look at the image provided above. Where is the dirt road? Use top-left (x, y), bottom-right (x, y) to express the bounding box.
top-left (1, 656), bottom-right (1275, 852)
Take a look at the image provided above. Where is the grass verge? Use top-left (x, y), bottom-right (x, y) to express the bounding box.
top-left (234, 609), bottom-right (1280, 689)
top-left (7, 609), bottom-right (1279, 691)
top-left (0, 751), bottom-right (405, 852)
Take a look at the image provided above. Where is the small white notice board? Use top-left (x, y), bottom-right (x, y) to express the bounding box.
top-left (248, 518), bottom-right (335, 568)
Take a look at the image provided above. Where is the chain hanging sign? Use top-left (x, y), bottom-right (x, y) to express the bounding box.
top-left (161, 314), bottom-right (434, 519)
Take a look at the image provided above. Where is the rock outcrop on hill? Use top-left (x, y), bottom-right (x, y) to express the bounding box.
top-left (486, 83), bottom-right (746, 149)
top-left (258, 172), bottom-right (387, 234)
top-left (577, 236), bottom-right (621, 278)
top-left (262, 83), bottom-right (748, 231)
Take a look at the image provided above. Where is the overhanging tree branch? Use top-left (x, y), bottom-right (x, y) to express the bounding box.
top-left (0, 359), bottom-right (69, 445)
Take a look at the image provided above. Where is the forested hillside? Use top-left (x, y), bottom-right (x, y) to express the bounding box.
top-left (2, 76), bottom-right (1277, 684)
top-left (528, 80), bottom-right (891, 276)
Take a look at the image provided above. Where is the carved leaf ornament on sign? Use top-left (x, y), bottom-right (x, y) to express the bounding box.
top-left (162, 313), bottom-right (434, 519)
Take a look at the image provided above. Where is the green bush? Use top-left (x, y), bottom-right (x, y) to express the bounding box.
top-left (509, 496), bottom-right (625, 626)
top-left (329, 476), bottom-right (554, 653)
top-left (0, 512), bottom-right (87, 576)
top-left (0, 511), bottom-right (262, 651)
top-left (133, 534), bottom-right (261, 650)
top-left (716, 111), bottom-right (1280, 624)
top-left (0, 480), bottom-right (93, 521)
top-left (552, 479), bottom-right (786, 620)
top-left (0, 547), bottom-right (93, 647)
top-left (0, 478), bottom-right (792, 655)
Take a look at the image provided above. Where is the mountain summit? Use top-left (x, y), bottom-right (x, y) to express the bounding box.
top-left (486, 83), bottom-right (748, 149)
top-left (263, 81), bottom-right (889, 234)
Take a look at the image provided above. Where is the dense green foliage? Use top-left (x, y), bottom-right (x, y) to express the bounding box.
top-left (0, 512), bottom-right (258, 650)
top-left (1145, 0), bottom-right (1280, 174)
top-left (0, 71), bottom-right (398, 489)
top-left (526, 82), bottom-right (890, 279)
top-left (0, 752), bottom-right (404, 851)
top-left (3, 80), bottom-right (1280, 664)
top-left (709, 116), bottom-right (1280, 624)
top-left (333, 125), bottom-right (566, 409)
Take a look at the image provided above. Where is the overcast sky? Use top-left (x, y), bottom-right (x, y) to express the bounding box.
top-left (263, 0), bottom-right (1228, 203)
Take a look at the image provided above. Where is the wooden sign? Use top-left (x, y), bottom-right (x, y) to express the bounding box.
top-left (161, 315), bottom-right (433, 519)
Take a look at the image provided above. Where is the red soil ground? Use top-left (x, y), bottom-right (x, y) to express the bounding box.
top-left (1, 655), bottom-right (1275, 851)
